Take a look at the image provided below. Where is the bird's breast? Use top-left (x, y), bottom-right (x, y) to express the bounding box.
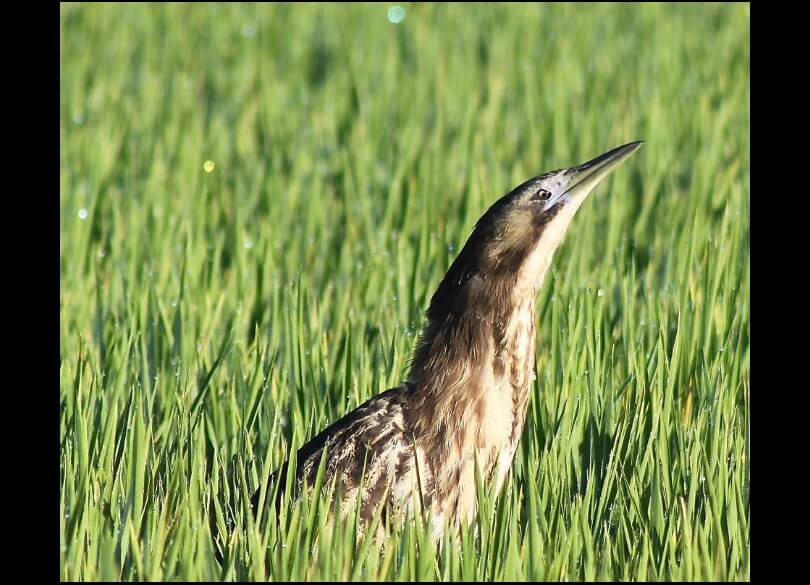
top-left (423, 301), bottom-right (536, 534)
top-left (481, 301), bottom-right (535, 491)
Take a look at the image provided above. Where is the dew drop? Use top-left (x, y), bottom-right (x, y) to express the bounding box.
top-left (387, 6), bottom-right (405, 24)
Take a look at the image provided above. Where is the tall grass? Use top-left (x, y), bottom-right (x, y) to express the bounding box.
top-left (60, 3), bottom-right (749, 580)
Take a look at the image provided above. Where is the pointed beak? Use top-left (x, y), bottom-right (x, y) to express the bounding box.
top-left (563, 141), bottom-right (644, 200)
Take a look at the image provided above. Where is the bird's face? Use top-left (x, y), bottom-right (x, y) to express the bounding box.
top-left (478, 142), bottom-right (643, 280)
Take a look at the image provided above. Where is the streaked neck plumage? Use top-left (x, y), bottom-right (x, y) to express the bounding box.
top-left (404, 197), bottom-right (582, 531)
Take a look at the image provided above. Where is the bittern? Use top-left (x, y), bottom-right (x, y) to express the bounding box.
top-left (249, 141), bottom-right (643, 542)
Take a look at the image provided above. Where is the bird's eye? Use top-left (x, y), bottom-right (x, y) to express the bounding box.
top-left (532, 188), bottom-right (553, 202)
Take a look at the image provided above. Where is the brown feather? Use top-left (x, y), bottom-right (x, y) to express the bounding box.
top-left (251, 179), bottom-right (567, 540)
top-left (248, 143), bottom-right (641, 541)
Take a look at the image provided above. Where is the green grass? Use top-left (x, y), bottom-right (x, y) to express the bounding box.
top-left (60, 2), bottom-right (750, 581)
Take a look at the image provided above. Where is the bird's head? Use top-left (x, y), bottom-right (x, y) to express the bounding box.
top-left (468, 141), bottom-right (644, 286)
top-left (414, 141), bottom-right (643, 379)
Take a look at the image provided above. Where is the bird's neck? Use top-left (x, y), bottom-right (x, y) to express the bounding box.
top-left (408, 279), bottom-right (532, 385)
top-left (405, 236), bottom-right (558, 426)
top-left (403, 264), bottom-right (541, 516)
top-left (407, 226), bottom-right (560, 394)
top-left (403, 228), bottom-right (562, 503)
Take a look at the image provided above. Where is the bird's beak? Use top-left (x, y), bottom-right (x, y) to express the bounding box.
top-left (563, 141), bottom-right (644, 201)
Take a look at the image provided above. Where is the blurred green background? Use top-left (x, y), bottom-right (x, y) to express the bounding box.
top-left (60, 3), bottom-right (749, 581)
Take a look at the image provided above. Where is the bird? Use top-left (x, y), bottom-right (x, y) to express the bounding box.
top-left (247, 141), bottom-right (643, 545)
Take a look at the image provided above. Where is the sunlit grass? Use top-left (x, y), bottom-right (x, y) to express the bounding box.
top-left (60, 3), bottom-right (749, 580)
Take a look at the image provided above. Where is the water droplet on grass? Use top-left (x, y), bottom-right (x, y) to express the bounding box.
top-left (388, 6), bottom-right (405, 24)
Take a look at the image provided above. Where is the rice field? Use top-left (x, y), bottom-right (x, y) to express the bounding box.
top-left (60, 3), bottom-right (750, 580)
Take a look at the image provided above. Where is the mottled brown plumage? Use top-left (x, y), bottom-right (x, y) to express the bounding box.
top-left (249, 142), bottom-right (643, 541)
